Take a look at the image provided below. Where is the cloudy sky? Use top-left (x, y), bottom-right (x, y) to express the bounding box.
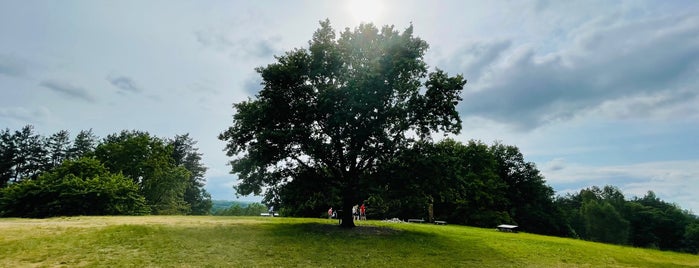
top-left (2, 1), bottom-right (698, 212)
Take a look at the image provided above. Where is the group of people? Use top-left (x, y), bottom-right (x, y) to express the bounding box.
top-left (327, 203), bottom-right (366, 220)
top-left (352, 203), bottom-right (366, 220)
top-left (327, 207), bottom-right (337, 219)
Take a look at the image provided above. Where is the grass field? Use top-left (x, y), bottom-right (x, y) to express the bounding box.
top-left (1, 216), bottom-right (697, 267)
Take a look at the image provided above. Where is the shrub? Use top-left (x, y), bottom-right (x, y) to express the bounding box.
top-left (0, 158), bottom-right (148, 217)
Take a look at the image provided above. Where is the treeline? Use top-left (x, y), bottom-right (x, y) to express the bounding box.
top-left (556, 186), bottom-right (699, 253)
top-left (272, 139), bottom-right (699, 254)
top-left (275, 140), bottom-right (561, 232)
top-left (211, 202), bottom-right (268, 216)
top-left (0, 125), bottom-right (212, 217)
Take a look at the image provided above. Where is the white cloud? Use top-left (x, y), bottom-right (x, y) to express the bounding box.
top-left (444, 39), bottom-right (511, 87)
top-left (587, 88), bottom-right (699, 122)
top-left (541, 159), bottom-right (699, 213)
top-left (194, 18), bottom-right (281, 60)
top-left (545, 158), bottom-right (566, 171)
top-left (452, 12), bottom-right (699, 130)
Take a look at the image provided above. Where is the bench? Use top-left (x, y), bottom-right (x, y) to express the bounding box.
top-left (407, 219), bottom-right (425, 223)
top-left (260, 212), bottom-right (279, 217)
top-left (434, 221), bottom-right (447, 225)
top-left (496, 224), bottom-right (518, 233)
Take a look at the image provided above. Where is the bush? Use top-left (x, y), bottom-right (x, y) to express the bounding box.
top-left (0, 158), bottom-right (149, 218)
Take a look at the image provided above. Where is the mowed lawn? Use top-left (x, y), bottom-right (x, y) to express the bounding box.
top-left (1, 216), bottom-right (697, 267)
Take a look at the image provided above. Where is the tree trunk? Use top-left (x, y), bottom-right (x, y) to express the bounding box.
top-left (340, 201), bottom-right (355, 228)
top-left (340, 181), bottom-right (356, 228)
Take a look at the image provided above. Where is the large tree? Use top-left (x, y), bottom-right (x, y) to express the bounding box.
top-left (170, 134), bottom-right (212, 215)
top-left (490, 143), bottom-right (564, 235)
top-left (94, 131), bottom-right (190, 214)
top-left (376, 139), bottom-right (509, 226)
top-left (46, 130), bottom-right (71, 168)
top-left (219, 20), bottom-right (466, 227)
top-left (1, 127), bottom-right (100, 189)
top-left (68, 129), bottom-right (98, 159)
top-left (0, 126), bottom-right (49, 186)
top-left (0, 128), bottom-right (16, 188)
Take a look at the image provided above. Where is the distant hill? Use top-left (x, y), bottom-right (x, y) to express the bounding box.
top-left (210, 200), bottom-right (253, 214)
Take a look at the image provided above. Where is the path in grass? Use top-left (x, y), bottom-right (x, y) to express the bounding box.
top-left (1, 216), bottom-right (697, 267)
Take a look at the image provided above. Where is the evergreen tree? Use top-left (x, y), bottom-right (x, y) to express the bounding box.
top-left (69, 129), bottom-right (98, 159)
top-left (46, 130), bottom-right (71, 168)
top-left (170, 134), bottom-right (212, 215)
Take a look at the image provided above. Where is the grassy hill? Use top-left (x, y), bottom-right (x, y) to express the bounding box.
top-left (1, 216), bottom-right (697, 267)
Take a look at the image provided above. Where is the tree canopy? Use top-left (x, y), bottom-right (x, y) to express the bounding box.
top-left (219, 20), bottom-right (466, 227)
top-left (94, 130), bottom-right (211, 215)
top-left (556, 186), bottom-right (699, 253)
top-left (0, 126), bottom-right (212, 217)
top-left (0, 157), bottom-right (148, 217)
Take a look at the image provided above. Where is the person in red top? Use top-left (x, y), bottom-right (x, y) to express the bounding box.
top-left (359, 203), bottom-right (366, 220)
top-left (328, 207), bottom-right (333, 219)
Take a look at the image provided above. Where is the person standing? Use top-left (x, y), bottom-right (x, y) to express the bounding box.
top-left (328, 207), bottom-right (333, 219)
top-left (352, 204), bottom-right (358, 220)
top-left (360, 203), bottom-right (366, 221)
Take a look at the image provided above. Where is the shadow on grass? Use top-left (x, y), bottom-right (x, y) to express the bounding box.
top-left (267, 222), bottom-right (402, 237)
top-left (260, 222), bottom-right (516, 267)
top-left (3, 218), bottom-right (697, 267)
top-left (0, 219), bottom-right (522, 267)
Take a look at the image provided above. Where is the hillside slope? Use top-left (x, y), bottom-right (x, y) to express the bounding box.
top-left (1, 216), bottom-right (697, 267)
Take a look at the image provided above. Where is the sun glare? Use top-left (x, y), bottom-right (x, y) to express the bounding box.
top-left (347, 0), bottom-right (383, 23)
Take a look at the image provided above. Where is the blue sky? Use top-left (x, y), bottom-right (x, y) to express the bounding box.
top-left (1, 1), bottom-right (698, 212)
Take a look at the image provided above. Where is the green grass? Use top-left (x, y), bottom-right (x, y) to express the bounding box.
top-left (1, 216), bottom-right (697, 267)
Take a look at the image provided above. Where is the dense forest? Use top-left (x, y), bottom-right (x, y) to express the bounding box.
top-left (1, 125), bottom-right (697, 253)
top-left (0, 125), bottom-right (212, 217)
top-left (556, 186), bottom-right (699, 253)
